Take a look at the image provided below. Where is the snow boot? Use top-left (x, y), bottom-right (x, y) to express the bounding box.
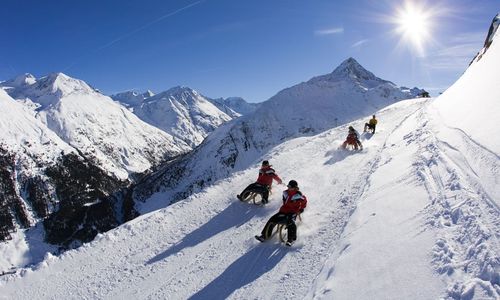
top-left (255, 235), bottom-right (265, 242)
top-left (285, 240), bottom-right (294, 247)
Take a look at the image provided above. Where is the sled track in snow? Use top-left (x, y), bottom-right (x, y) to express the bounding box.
top-left (307, 103), bottom-right (427, 298)
top-left (413, 106), bottom-right (500, 299)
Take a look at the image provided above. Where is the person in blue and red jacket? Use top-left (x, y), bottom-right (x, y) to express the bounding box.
top-left (237, 160), bottom-right (282, 204)
top-left (255, 180), bottom-right (307, 246)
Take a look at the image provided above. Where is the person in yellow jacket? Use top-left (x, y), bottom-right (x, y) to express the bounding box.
top-left (364, 115), bottom-right (377, 134)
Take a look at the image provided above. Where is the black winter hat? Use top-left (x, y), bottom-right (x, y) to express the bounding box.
top-left (287, 180), bottom-right (298, 188)
top-left (262, 160), bottom-right (270, 166)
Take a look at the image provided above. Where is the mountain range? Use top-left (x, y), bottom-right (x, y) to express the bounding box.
top-left (1, 57), bottom-right (426, 275)
top-left (111, 87), bottom-right (259, 147)
top-left (0, 73), bottom-right (253, 252)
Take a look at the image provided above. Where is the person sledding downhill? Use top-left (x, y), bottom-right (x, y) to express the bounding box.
top-left (364, 115), bottom-right (377, 134)
top-left (341, 126), bottom-right (363, 150)
top-left (255, 180), bottom-right (307, 247)
top-left (237, 160), bottom-right (282, 204)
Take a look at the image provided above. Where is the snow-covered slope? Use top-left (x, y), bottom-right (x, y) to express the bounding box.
top-left (2, 73), bottom-right (189, 179)
top-left (0, 89), bottom-right (74, 237)
top-left (0, 89), bottom-right (127, 269)
top-left (2, 86), bottom-right (496, 298)
top-left (131, 57), bottom-right (425, 206)
top-left (0, 89), bottom-right (72, 157)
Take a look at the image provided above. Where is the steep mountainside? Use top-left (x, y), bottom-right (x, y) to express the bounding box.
top-left (0, 90), bottom-right (131, 259)
top-left (0, 89), bottom-right (73, 241)
top-left (132, 58), bottom-right (426, 207)
top-left (0, 74), bottom-right (192, 267)
top-left (1, 73), bottom-right (189, 180)
top-left (128, 86), bottom-right (233, 148)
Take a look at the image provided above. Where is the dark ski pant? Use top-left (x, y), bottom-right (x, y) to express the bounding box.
top-left (261, 213), bottom-right (297, 242)
top-left (342, 139), bottom-right (363, 150)
top-left (240, 183), bottom-right (270, 202)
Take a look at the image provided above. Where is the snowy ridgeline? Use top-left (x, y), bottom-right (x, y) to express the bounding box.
top-left (0, 73), bottom-right (192, 180)
top-left (111, 87), bottom-right (259, 148)
top-left (1, 25), bottom-right (499, 299)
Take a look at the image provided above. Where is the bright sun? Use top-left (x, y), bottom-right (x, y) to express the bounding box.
top-left (394, 2), bottom-right (432, 55)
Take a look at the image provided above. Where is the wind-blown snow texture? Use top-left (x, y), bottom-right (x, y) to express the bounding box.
top-left (1, 26), bottom-right (499, 300)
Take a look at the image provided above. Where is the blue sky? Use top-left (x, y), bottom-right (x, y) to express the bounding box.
top-left (1, 0), bottom-right (498, 102)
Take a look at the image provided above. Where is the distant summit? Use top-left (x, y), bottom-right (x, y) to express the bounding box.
top-left (1, 73), bottom-right (36, 87)
top-left (1, 72), bottom-right (97, 108)
top-left (112, 85), bottom-right (255, 148)
top-left (309, 57), bottom-right (391, 88)
top-left (111, 90), bottom-right (154, 107)
top-left (132, 86), bottom-right (232, 148)
top-left (208, 97), bottom-right (260, 118)
top-left (331, 57), bottom-right (384, 81)
top-left (150, 86), bottom-right (203, 104)
top-left (1, 72), bottom-right (189, 179)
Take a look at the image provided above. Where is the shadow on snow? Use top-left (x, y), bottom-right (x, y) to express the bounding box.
top-left (324, 148), bottom-right (356, 165)
top-left (146, 201), bottom-right (264, 265)
top-left (189, 245), bottom-right (288, 300)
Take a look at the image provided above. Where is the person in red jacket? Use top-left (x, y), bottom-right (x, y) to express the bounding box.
top-left (237, 160), bottom-right (282, 204)
top-left (255, 180), bottom-right (307, 246)
top-left (341, 126), bottom-right (363, 150)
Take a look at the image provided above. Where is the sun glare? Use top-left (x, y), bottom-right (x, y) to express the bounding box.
top-left (394, 2), bottom-right (432, 56)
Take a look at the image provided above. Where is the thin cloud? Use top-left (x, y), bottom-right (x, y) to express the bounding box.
top-left (351, 39), bottom-right (369, 48)
top-left (314, 27), bottom-right (344, 36)
top-left (65, 1), bottom-right (205, 72)
top-left (98, 0), bottom-right (205, 51)
top-left (422, 32), bottom-right (485, 71)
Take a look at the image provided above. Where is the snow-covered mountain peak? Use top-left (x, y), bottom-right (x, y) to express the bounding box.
top-left (154, 86), bottom-right (200, 102)
top-left (310, 57), bottom-right (391, 87)
top-left (143, 90), bottom-right (155, 98)
top-left (334, 57), bottom-right (375, 78)
top-left (208, 96), bottom-right (260, 118)
top-left (2, 73), bottom-right (36, 87)
top-left (35, 72), bottom-right (95, 96)
top-left (111, 90), bottom-right (147, 107)
top-left (132, 85), bottom-right (232, 148)
top-left (3, 72), bottom-right (97, 108)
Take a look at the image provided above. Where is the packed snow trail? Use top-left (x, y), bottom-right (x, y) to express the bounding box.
top-left (1, 99), bottom-right (437, 299)
top-left (310, 103), bottom-right (499, 299)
